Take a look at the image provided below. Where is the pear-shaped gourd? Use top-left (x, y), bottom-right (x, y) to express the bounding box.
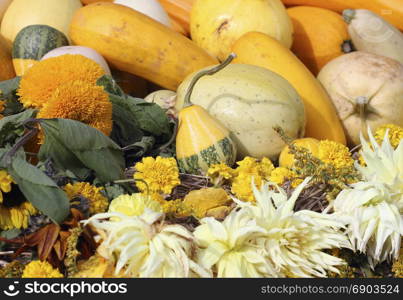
top-left (176, 55), bottom-right (237, 175)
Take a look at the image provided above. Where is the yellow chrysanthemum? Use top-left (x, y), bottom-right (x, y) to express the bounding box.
top-left (375, 124), bottom-right (403, 149)
top-left (0, 170), bottom-right (36, 230)
top-left (22, 261), bottom-right (63, 278)
top-left (230, 157), bottom-right (275, 202)
top-left (134, 157), bottom-right (180, 195)
top-left (317, 140), bottom-right (354, 169)
top-left (108, 193), bottom-right (162, 217)
top-left (64, 182), bottom-right (109, 215)
top-left (269, 167), bottom-right (302, 188)
top-left (18, 54), bottom-right (106, 109)
top-left (37, 80), bottom-right (113, 136)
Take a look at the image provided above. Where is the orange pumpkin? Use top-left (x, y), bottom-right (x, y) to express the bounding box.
top-left (287, 6), bottom-right (352, 75)
top-left (81, 0), bottom-right (112, 4)
top-left (281, 0), bottom-right (403, 31)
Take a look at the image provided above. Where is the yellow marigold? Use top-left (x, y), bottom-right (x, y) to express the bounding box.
top-left (22, 261), bottom-right (63, 278)
top-left (317, 140), bottom-right (354, 169)
top-left (64, 182), bottom-right (109, 215)
top-left (375, 124), bottom-right (403, 149)
top-left (18, 54), bottom-right (106, 109)
top-left (207, 163), bottom-right (235, 181)
top-left (37, 80), bottom-right (113, 136)
top-left (108, 193), bottom-right (162, 217)
top-left (231, 157), bottom-right (275, 202)
top-left (134, 156), bottom-right (180, 195)
top-left (269, 167), bottom-right (302, 188)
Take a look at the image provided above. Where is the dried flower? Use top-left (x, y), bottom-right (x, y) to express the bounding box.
top-left (22, 261), bottom-right (63, 278)
top-left (64, 226), bottom-right (83, 277)
top-left (333, 181), bottom-right (402, 268)
top-left (18, 54), bottom-right (106, 109)
top-left (269, 167), bottom-right (302, 188)
top-left (108, 193), bottom-right (162, 217)
top-left (194, 210), bottom-right (275, 277)
top-left (235, 178), bottom-right (349, 277)
top-left (392, 244), bottom-right (403, 278)
top-left (134, 157), bottom-right (180, 195)
top-left (84, 210), bottom-right (210, 278)
top-left (37, 80), bottom-right (113, 136)
top-left (64, 182), bottom-right (109, 215)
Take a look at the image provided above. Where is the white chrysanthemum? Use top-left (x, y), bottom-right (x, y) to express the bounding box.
top-left (194, 209), bottom-right (277, 278)
top-left (84, 209), bottom-right (210, 278)
top-left (333, 181), bottom-right (403, 268)
top-left (235, 178), bottom-right (349, 277)
top-left (357, 128), bottom-right (403, 210)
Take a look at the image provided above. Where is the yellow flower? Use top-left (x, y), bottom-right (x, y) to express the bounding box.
top-left (37, 80), bottom-right (113, 136)
top-left (207, 163), bottom-right (236, 182)
top-left (64, 182), bottom-right (109, 215)
top-left (18, 54), bottom-right (106, 109)
top-left (161, 198), bottom-right (192, 218)
top-left (269, 167), bottom-right (303, 188)
top-left (134, 157), bottom-right (180, 195)
top-left (0, 170), bottom-right (36, 230)
top-left (0, 170), bottom-right (14, 203)
top-left (22, 261), bottom-right (63, 278)
top-left (317, 140), bottom-right (354, 169)
top-left (0, 100), bottom-right (5, 119)
top-left (108, 193), bottom-right (162, 217)
top-left (375, 124), bottom-right (403, 149)
top-left (231, 157), bottom-right (275, 202)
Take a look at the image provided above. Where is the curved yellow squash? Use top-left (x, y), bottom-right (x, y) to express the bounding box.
top-left (69, 2), bottom-right (218, 90)
top-left (232, 32), bottom-right (346, 145)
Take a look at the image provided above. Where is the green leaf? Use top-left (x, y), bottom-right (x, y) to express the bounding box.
top-left (96, 75), bottom-right (125, 97)
top-left (39, 119), bottom-right (125, 183)
top-left (0, 77), bottom-right (21, 100)
top-left (7, 156), bottom-right (70, 224)
top-left (123, 136), bottom-right (156, 158)
top-left (0, 109), bottom-right (36, 146)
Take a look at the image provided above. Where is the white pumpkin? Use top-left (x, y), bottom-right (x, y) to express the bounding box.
top-left (318, 51), bottom-right (403, 145)
top-left (114, 0), bottom-right (172, 28)
top-left (41, 46), bottom-right (111, 74)
top-left (175, 63), bottom-right (306, 160)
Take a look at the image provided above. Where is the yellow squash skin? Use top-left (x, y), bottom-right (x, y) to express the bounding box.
top-left (279, 137), bottom-right (320, 168)
top-left (1, 0), bottom-right (82, 48)
top-left (232, 32), bottom-right (346, 145)
top-left (176, 105), bottom-right (237, 174)
top-left (190, 0), bottom-right (293, 61)
top-left (69, 2), bottom-right (218, 90)
top-left (0, 35), bottom-right (15, 81)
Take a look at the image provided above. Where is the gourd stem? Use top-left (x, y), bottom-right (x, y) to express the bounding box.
top-left (183, 53), bottom-right (237, 107)
top-left (342, 40), bottom-right (355, 53)
top-left (356, 96), bottom-right (369, 140)
top-left (342, 9), bottom-right (356, 24)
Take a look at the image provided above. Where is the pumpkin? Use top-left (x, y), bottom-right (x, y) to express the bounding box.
top-left (12, 25), bottom-right (69, 76)
top-left (0, 34), bottom-right (15, 81)
top-left (287, 6), bottom-right (352, 76)
top-left (69, 2), bottom-right (217, 91)
top-left (175, 60), bottom-right (305, 160)
top-left (343, 9), bottom-right (403, 65)
top-left (176, 55), bottom-right (237, 175)
top-left (318, 51), bottom-right (403, 146)
top-left (114, 0), bottom-right (172, 28)
top-left (81, 0), bottom-right (112, 4)
top-left (281, 0), bottom-right (403, 31)
top-left (190, 0), bottom-right (293, 61)
top-left (279, 138), bottom-right (320, 168)
top-left (158, 0), bottom-right (195, 35)
top-left (232, 32), bottom-right (346, 145)
top-left (1, 0), bottom-right (82, 48)
top-left (41, 46), bottom-right (111, 75)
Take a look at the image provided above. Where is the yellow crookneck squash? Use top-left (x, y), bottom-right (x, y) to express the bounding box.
top-left (232, 32), bottom-right (346, 145)
top-left (176, 55), bottom-right (237, 175)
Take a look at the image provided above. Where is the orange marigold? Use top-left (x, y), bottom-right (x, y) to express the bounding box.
top-left (18, 54), bottom-right (106, 109)
top-left (37, 81), bottom-right (113, 136)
